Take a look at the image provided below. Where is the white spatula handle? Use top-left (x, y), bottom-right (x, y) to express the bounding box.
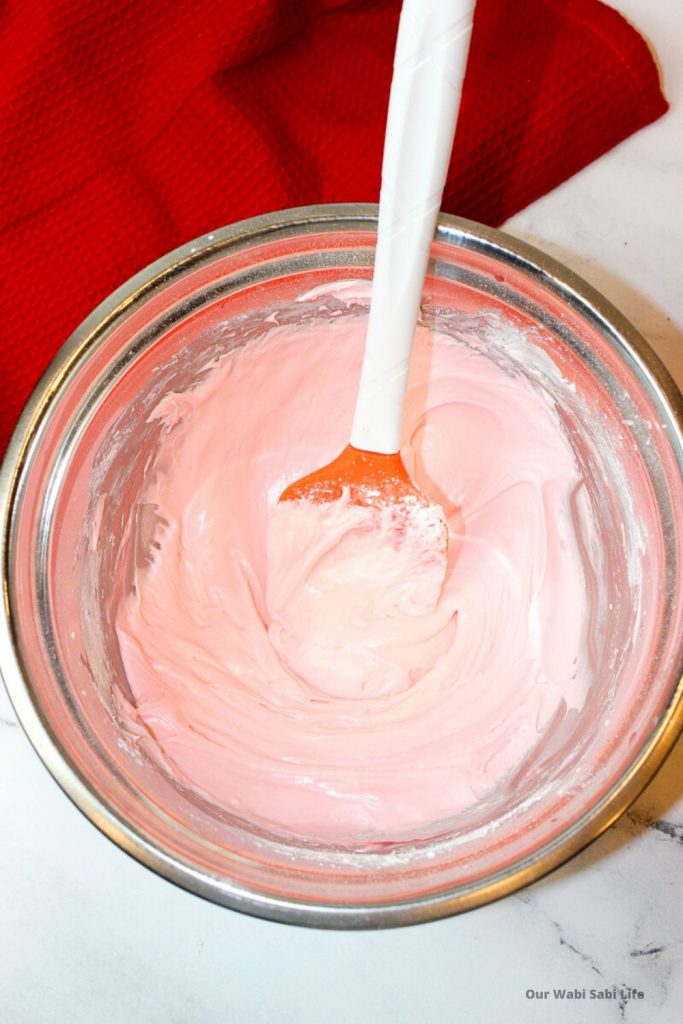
top-left (350, 0), bottom-right (475, 454)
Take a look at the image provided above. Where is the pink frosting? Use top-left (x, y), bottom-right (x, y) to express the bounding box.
top-left (115, 296), bottom-right (596, 842)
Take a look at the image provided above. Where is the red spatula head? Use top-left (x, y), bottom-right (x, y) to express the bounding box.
top-left (280, 445), bottom-right (426, 507)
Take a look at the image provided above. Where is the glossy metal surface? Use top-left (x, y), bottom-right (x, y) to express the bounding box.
top-left (1, 205), bottom-right (682, 928)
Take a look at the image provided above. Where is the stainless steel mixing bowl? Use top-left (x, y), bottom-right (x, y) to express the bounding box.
top-left (1, 205), bottom-right (682, 928)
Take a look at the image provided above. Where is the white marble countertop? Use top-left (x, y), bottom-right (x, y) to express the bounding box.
top-left (2, 2), bottom-right (681, 1021)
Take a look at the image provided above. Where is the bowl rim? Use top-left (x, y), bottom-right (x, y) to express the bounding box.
top-left (1, 202), bottom-right (682, 929)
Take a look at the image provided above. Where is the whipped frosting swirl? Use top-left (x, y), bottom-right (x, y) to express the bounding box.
top-left (115, 298), bottom-right (596, 842)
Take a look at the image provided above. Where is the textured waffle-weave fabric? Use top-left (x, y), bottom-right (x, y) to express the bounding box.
top-left (0, 0), bottom-right (668, 453)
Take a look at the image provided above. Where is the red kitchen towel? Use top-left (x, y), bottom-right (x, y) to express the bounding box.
top-left (0, 0), bottom-right (668, 455)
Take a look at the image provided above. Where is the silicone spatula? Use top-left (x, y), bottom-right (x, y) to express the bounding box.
top-left (280, 0), bottom-right (475, 518)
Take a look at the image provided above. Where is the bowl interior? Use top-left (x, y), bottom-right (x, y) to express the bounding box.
top-left (4, 210), bottom-right (683, 925)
